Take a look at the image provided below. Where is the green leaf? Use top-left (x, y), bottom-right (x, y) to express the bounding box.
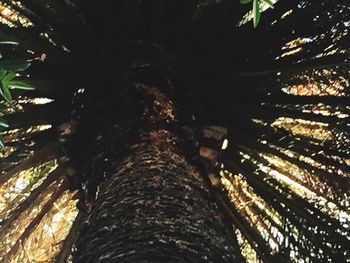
top-left (1, 82), bottom-right (12, 102)
top-left (253, 0), bottom-right (261, 28)
top-left (0, 117), bottom-right (9, 128)
top-left (0, 41), bottom-right (19, 45)
top-left (262, 0), bottom-right (274, 8)
top-left (0, 136), bottom-right (4, 149)
top-left (0, 69), bottom-right (7, 80)
top-left (240, 0), bottom-right (253, 4)
top-left (2, 72), bottom-right (16, 83)
top-left (0, 102), bottom-right (7, 111)
top-left (0, 59), bottom-right (31, 72)
top-left (7, 80), bottom-right (34, 90)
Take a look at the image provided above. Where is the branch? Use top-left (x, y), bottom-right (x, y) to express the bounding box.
top-left (234, 134), bottom-right (350, 192)
top-left (0, 141), bottom-right (59, 184)
top-left (54, 210), bottom-right (87, 263)
top-left (211, 187), bottom-right (273, 262)
top-left (1, 181), bottom-right (66, 263)
top-left (0, 166), bottom-right (64, 231)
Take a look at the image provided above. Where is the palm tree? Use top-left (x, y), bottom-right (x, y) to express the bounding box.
top-left (0, 0), bottom-right (349, 262)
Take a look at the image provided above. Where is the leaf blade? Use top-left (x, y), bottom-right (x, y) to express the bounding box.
top-left (1, 82), bottom-right (12, 102)
top-left (2, 72), bottom-right (16, 83)
top-left (0, 41), bottom-right (19, 45)
top-left (0, 117), bottom-right (9, 128)
top-left (7, 80), bottom-right (34, 90)
top-left (0, 135), bottom-right (4, 149)
top-left (253, 0), bottom-right (261, 28)
top-left (0, 59), bottom-right (31, 72)
top-left (0, 69), bottom-right (7, 80)
top-left (240, 0), bottom-right (253, 4)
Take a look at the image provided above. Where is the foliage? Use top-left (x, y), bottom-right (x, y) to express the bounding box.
top-left (240, 0), bottom-right (275, 27)
top-left (0, 0), bottom-right (349, 262)
top-left (0, 59), bottom-right (33, 148)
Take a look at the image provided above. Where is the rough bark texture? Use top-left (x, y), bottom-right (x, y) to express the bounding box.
top-left (69, 50), bottom-right (243, 262)
top-left (74, 128), bottom-right (242, 262)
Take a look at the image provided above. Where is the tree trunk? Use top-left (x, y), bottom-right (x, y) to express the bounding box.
top-left (74, 128), bottom-right (242, 262)
top-left (69, 45), bottom-right (244, 262)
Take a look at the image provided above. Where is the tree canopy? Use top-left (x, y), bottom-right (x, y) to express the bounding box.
top-left (0, 0), bottom-right (349, 262)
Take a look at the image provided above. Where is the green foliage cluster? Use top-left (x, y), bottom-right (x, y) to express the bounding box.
top-left (1, 1), bottom-right (350, 262)
top-left (240, 0), bottom-right (274, 27)
top-left (0, 45), bottom-right (33, 148)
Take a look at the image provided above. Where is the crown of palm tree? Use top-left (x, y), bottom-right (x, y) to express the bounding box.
top-left (0, 1), bottom-right (349, 262)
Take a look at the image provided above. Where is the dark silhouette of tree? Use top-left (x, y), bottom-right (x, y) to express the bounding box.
top-left (0, 0), bottom-right (349, 262)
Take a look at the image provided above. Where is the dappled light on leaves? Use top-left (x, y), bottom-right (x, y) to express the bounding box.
top-left (299, 103), bottom-right (349, 119)
top-left (220, 151), bottom-right (350, 262)
top-left (235, 228), bottom-right (262, 263)
top-left (0, 2), bottom-right (32, 28)
top-left (282, 69), bottom-right (348, 97)
top-left (259, 155), bottom-right (350, 222)
top-left (271, 118), bottom-right (332, 141)
top-left (0, 0), bottom-right (350, 262)
top-left (283, 82), bottom-right (346, 96)
top-left (0, 158), bottom-right (79, 262)
top-left (282, 38), bottom-right (312, 51)
top-left (19, 97), bottom-right (54, 105)
top-left (214, 4), bottom-right (350, 259)
top-left (277, 37), bottom-right (313, 60)
top-left (0, 145), bottom-right (14, 158)
top-left (0, 179), bottom-right (62, 259)
top-left (0, 160), bottom-right (57, 221)
top-left (221, 171), bottom-right (283, 252)
top-left (9, 190), bottom-right (78, 263)
top-left (217, 65), bottom-right (350, 261)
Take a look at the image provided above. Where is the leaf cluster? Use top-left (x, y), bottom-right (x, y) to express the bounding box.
top-left (0, 52), bottom-right (32, 148)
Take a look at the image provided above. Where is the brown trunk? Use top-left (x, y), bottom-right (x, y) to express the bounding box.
top-left (74, 128), bottom-right (242, 262)
top-left (70, 64), bottom-right (244, 261)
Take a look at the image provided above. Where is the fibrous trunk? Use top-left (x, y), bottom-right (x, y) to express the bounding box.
top-left (74, 128), bottom-right (242, 262)
top-left (71, 47), bottom-right (243, 262)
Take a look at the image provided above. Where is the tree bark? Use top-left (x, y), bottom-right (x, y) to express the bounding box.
top-left (74, 128), bottom-right (242, 262)
top-left (70, 53), bottom-right (244, 262)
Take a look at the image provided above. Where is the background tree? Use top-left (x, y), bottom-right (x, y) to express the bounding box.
top-left (0, 0), bottom-right (349, 262)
